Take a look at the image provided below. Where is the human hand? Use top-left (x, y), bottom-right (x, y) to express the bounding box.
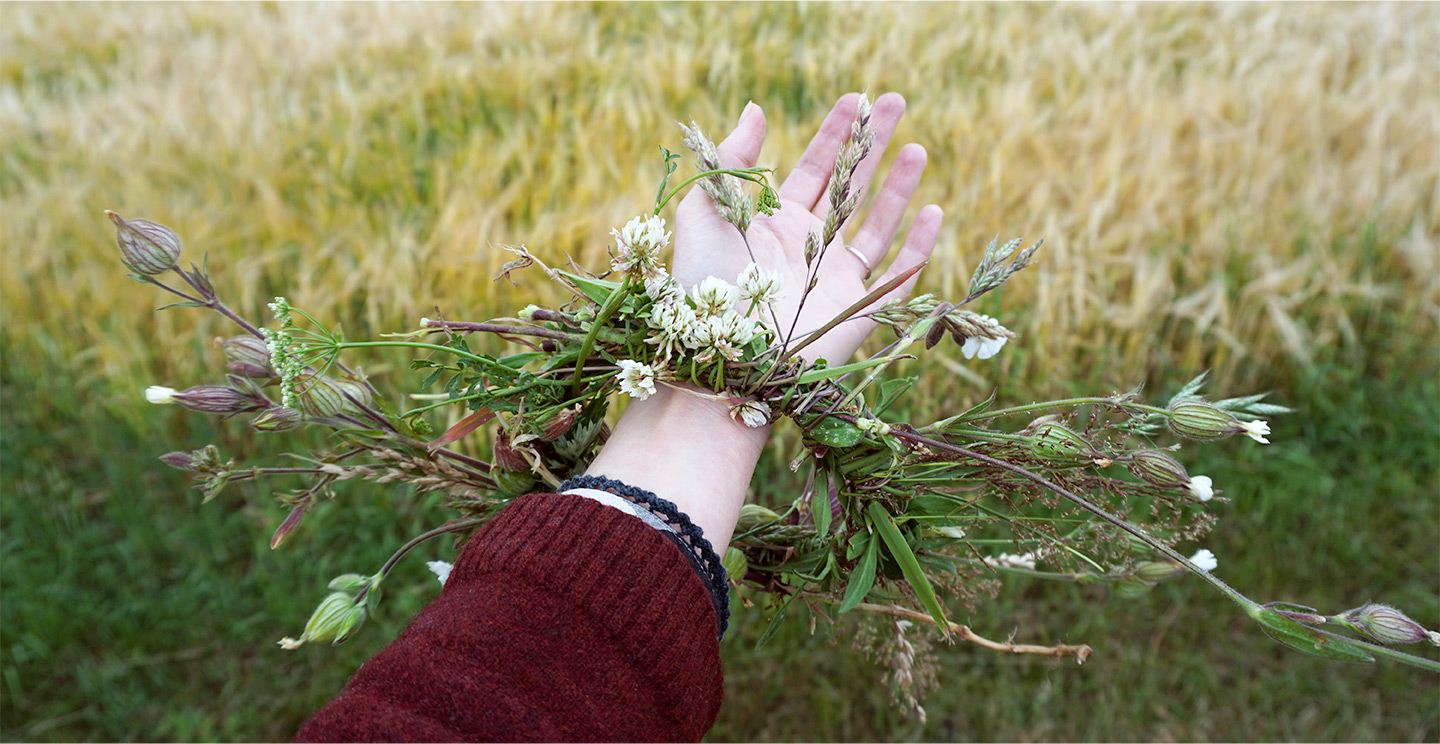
top-left (672, 92), bottom-right (944, 365)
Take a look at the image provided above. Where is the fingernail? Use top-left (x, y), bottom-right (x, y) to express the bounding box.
top-left (738, 101), bottom-right (757, 126)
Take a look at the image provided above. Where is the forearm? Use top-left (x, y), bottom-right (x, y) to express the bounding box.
top-left (584, 383), bottom-right (769, 553)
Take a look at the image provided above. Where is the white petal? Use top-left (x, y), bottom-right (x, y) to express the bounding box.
top-left (145, 386), bottom-right (177, 405)
top-left (1189, 548), bottom-right (1218, 572)
top-left (426, 560), bottom-right (453, 586)
top-left (961, 337), bottom-right (980, 359)
top-left (1241, 420), bottom-right (1271, 444)
top-left (1188, 475), bottom-right (1214, 502)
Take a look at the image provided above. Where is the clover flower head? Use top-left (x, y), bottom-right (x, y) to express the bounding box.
top-left (645, 301), bottom-right (699, 359)
top-left (695, 312), bottom-right (753, 362)
top-left (1239, 419), bottom-right (1271, 444)
top-left (1189, 548), bottom-right (1218, 572)
top-left (145, 386), bottom-right (178, 405)
top-left (610, 215), bottom-right (670, 280)
top-left (1187, 475), bottom-right (1214, 502)
top-left (737, 262), bottom-right (783, 306)
top-left (729, 398), bottom-right (772, 429)
top-left (615, 359), bottom-right (659, 401)
top-left (691, 276), bottom-right (740, 317)
top-left (644, 269), bottom-right (684, 304)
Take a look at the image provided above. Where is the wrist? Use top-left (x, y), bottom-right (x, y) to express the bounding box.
top-left (583, 383), bottom-right (770, 551)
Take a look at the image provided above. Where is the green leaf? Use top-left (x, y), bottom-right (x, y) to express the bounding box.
top-left (756, 591), bottom-right (799, 648)
top-left (812, 472), bottom-right (833, 538)
top-left (808, 416), bottom-right (864, 447)
top-left (156, 300), bottom-right (209, 310)
top-left (867, 502), bottom-right (950, 635)
top-left (556, 271), bottom-right (622, 305)
top-left (839, 532), bottom-right (879, 614)
top-left (1251, 607), bottom-right (1375, 663)
top-left (873, 376), bottom-right (916, 416)
top-left (797, 357), bottom-right (897, 384)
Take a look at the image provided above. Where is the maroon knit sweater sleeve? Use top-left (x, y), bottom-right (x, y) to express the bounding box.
top-left (294, 493), bottom-right (725, 742)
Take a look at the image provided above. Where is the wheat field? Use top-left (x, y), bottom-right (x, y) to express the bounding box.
top-left (3, 2), bottom-right (1436, 403)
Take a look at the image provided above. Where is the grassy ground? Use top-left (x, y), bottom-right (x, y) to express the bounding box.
top-left (2, 3), bottom-right (1438, 741)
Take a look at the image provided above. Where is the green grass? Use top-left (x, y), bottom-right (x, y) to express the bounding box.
top-left (3, 322), bottom-right (1436, 741)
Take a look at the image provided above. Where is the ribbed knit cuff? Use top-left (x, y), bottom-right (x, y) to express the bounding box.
top-left (450, 493), bottom-right (725, 736)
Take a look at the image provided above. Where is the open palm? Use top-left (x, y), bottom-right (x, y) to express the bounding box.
top-left (672, 93), bottom-right (943, 365)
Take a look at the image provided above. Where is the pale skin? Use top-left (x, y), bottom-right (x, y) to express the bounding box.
top-left (585, 92), bottom-right (943, 552)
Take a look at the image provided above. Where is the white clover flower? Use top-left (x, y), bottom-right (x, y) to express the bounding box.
top-left (645, 301), bottom-right (699, 359)
top-left (615, 359), bottom-right (658, 401)
top-left (737, 262), bottom-right (783, 306)
top-left (729, 399), bottom-right (772, 428)
top-left (1239, 419), bottom-right (1271, 444)
top-left (610, 215), bottom-right (670, 280)
top-left (1189, 548), bottom-right (1218, 572)
top-left (145, 386), bottom-right (178, 405)
top-left (1187, 475), bottom-right (1214, 502)
top-left (644, 269), bottom-right (684, 304)
top-left (691, 276), bottom-right (740, 318)
top-left (983, 552), bottom-right (1037, 570)
top-left (426, 560), bottom-right (453, 586)
top-left (697, 312), bottom-right (754, 362)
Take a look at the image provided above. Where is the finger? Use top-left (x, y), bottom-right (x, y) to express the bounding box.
top-left (775, 93), bottom-right (862, 212)
top-left (817, 92), bottom-right (908, 225)
top-left (870, 204), bottom-right (944, 303)
top-left (714, 101), bottom-right (767, 169)
top-left (849, 143), bottom-right (928, 270)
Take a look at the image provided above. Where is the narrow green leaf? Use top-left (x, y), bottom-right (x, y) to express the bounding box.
top-left (839, 532), bottom-right (879, 614)
top-left (556, 271), bottom-right (622, 305)
top-left (812, 472), bottom-right (832, 538)
top-left (868, 502), bottom-right (950, 635)
top-left (756, 591), bottom-right (799, 648)
top-left (1252, 607), bottom-right (1374, 663)
top-left (797, 356), bottom-right (899, 384)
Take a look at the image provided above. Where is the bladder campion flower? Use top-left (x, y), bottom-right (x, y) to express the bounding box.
top-left (145, 386), bottom-right (178, 404)
top-left (1189, 549), bottom-right (1218, 572)
top-left (1187, 475), bottom-right (1215, 502)
top-left (1239, 419), bottom-right (1272, 444)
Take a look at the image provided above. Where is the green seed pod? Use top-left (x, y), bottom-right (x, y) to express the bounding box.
top-left (722, 547), bottom-right (749, 581)
top-left (1133, 560), bottom-right (1186, 583)
top-left (327, 574), bottom-right (371, 592)
top-left (493, 467), bottom-right (537, 495)
top-left (251, 406), bottom-right (303, 433)
top-left (330, 378), bottom-right (374, 413)
top-left (1166, 400), bottom-right (1240, 441)
top-left (106, 211), bottom-right (182, 275)
top-left (1110, 577), bottom-right (1153, 599)
top-left (302, 592), bottom-right (359, 643)
top-left (298, 377), bottom-right (347, 419)
top-left (1341, 602), bottom-right (1434, 645)
top-left (1029, 423), bottom-right (1098, 467)
top-left (1127, 449), bottom-right (1191, 488)
top-left (736, 503), bottom-right (782, 530)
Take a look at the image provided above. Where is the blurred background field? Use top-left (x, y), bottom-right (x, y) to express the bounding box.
top-left (2, 2), bottom-right (1437, 741)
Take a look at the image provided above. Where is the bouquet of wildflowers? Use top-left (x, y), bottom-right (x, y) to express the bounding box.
top-left (110, 94), bottom-right (1438, 716)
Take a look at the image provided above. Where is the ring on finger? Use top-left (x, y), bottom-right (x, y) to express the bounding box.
top-left (845, 245), bottom-right (873, 280)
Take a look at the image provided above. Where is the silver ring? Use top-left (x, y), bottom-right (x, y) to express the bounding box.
top-left (845, 245), bottom-right (873, 280)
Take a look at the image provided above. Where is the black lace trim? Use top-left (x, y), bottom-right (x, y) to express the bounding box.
top-left (560, 474), bottom-right (730, 640)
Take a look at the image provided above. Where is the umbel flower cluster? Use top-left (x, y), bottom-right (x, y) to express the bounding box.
top-left (108, 98), bottom-right (1439, 698)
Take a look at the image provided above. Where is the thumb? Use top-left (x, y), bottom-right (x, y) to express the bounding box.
top-left (714, 101), bottom-right (766, 169)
